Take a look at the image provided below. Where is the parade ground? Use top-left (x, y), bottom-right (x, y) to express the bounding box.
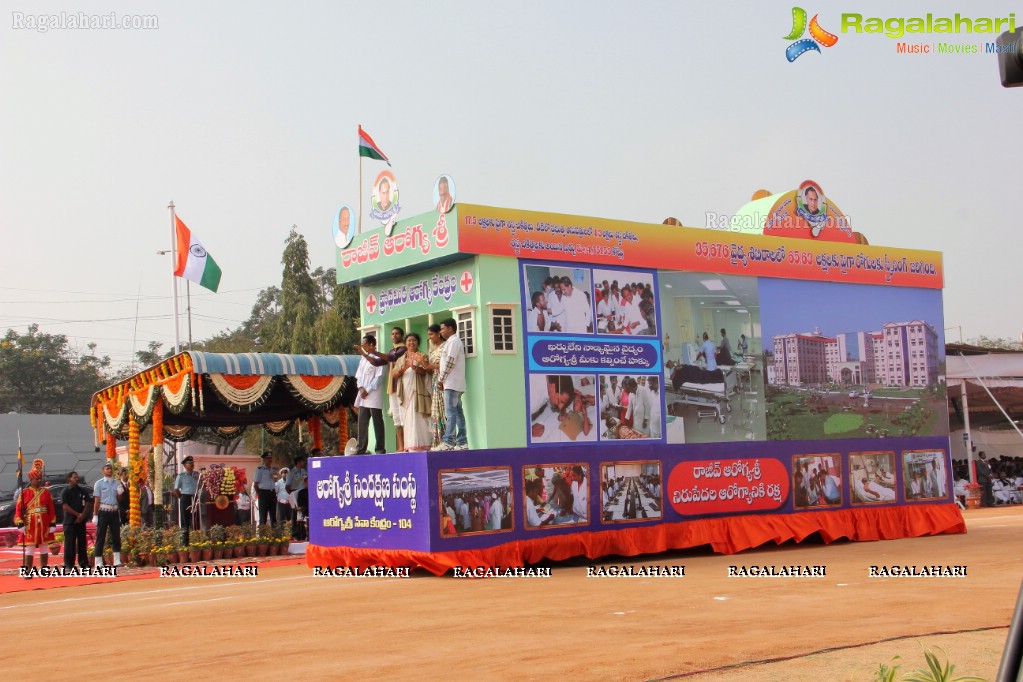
top-left (0, 507), bottom-right (1017, 681)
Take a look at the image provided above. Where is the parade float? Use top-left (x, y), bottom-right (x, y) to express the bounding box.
top-left (307, 177), bottom-right (962, 575)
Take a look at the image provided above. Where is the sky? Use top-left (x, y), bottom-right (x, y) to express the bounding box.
top-left (1, 0), bottom-right (1019, 371)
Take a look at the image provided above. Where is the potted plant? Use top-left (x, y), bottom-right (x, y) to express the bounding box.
top-left (87, 545), bottom-right (96, 568)
top-left (239, 523), bottom-right (257, 557)
top-left (50, 531), bottom-right (63, 556)
top-left (282, 524), bottom-right (293, 554)
top-left (228, 526), bottom-right (245, 558)
top-left (175, 529), bottom-right (190, 564)
top-left (209, 525), bottom-right (227, 560)
top-left (154, 547), bottom-right (171, 567)
top-left (190, 530), bottom-right (213, 562)
top-left (964, 483), bottom-right (983, 509)
top-left (160, 527), bottom-right (181, 564)
top-left (133, 528), bottom-right (156, 567)
top-left (256, 524), bottom-right (272, 556)
top-left (273, 521), bottom-right (292, 556)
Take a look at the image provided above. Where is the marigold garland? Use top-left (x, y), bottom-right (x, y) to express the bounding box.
top-left (338, 408), bottom-right (349, 451)
top-left (128, 417), bottom-right (142, 528)
top-left (106, 432), bottom-right (116, 461)
top-left (152, 400), bottom-right (164, 446)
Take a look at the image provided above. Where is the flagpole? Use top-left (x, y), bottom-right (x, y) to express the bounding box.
top-left (358, 124), bottom-right (363, 235)
top-left (186, 281), bottom-right (193, 350)
top-left (169, 201), bottom-right (181, 355)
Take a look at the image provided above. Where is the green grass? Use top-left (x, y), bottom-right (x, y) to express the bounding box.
top-left (824, 413), bottom-right (863, 434)
top-left (766, 386), bottom-right (947, 441)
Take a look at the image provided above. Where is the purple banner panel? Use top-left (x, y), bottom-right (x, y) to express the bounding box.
top-left (309, 453), bottom-right (431, 551)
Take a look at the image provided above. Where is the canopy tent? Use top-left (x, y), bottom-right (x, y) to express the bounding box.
top-left (92, 352), bottom-right (361, 441)
top-left (945, 351), bottom-right (1023, 468)
top-left (89, 351), bottom-right (361, 528)
top-left (946, 353), bottom-right (1023, 425)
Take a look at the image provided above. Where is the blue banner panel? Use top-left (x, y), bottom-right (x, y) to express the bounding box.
top-left (421, 436), bottom-right (952, 553)
top-left (309, 453), bottom-right (431, 551)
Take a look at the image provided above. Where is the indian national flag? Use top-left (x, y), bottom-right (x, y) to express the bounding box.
top-left (358, 125), bottom-right (391, 166)
top-left (174, 216), bottom-right (222, 292)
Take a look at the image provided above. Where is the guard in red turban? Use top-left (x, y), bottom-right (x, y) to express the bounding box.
top-left (15, 459), bottom-right (56, 573)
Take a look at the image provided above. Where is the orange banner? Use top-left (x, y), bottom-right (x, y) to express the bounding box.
top-left (455, 205), bottom-right (943, 289)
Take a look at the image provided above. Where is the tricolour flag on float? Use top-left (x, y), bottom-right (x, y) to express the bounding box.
top-left (174, 216), bottom-right (222, 292)
top-left (358, 125), bottom-right (391, 166)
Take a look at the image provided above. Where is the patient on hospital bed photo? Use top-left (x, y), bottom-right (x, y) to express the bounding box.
top-left (850, 452), bottom-right (898, 504)
top-left (598, 374), bottom-right (660, 440)
top-left (657, 270), bottom-right (766, 446)
top-left (529, 374), bottom-right (598, 444)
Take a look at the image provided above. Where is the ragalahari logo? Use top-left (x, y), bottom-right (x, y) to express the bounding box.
top-left (785, 7), bottom-right (839, 61)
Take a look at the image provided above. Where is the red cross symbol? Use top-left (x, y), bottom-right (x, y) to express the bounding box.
top-left (365, 293), bottom-right (377, 314)
top-left (460, 270), bottom-right (474, 294)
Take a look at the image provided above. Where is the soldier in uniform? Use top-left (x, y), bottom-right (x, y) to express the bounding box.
top-left (14, 459), bottom-right (56, 573)
top-left (92, 461), bottom-right (124, 568)
top-left (253, 451), bottom-right (278, 526)
top-left (60, 471), bottom-right (91, 569)
top-left (172, 456), bottom-right (199, 544)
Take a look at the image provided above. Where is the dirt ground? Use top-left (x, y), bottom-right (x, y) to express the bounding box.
top-left (0, 507), bottom-right (1018, 681)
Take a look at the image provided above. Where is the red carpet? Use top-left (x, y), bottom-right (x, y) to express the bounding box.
top-left (308, 504), bottom-right (966, 576)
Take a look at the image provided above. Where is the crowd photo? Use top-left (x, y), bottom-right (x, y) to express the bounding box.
top-left (439, 468), bottom-right (513, 536)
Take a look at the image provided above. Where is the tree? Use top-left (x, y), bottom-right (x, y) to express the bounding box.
top-left (967, 335), bottom-right (1023, 351)
top-left (0, 325), bottom-right (110, 413)
top-left (265, 227), bottom-right (321, 354)
top-left (135, 341), bottom-right (166, 368)
top-left (243, 285), bottom-right (280, 341)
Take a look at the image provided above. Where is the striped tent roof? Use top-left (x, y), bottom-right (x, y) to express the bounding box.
top-left (186, 352), bottom-right (361, 377)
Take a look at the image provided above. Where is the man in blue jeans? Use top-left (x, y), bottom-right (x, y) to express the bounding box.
top-left (432, 318), bottom-right (468, 451)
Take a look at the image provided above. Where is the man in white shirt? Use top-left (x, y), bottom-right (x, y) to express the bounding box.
top-left (647, 376), bottom-right (662, 438)
top-left (527, 291), bottom-right (553, 333)
top-left (488, 492), bottom-right (504, 530)
top-left (619, 287), bottom-right (647, 335)
top-left (602, 376), bottom-right (622, 419)
top-left (595, 287), bottom-right (612, 333)
top-left (530, 375), bottom-right (574, 442)
top-left (570, 466), bottom-right (588, 522)
top-left (544, 278), bottom-right (566, 332)
top-left (433, 318), bottom-right (468, 450)
top-left (275, 467), bottom-right (292, 522)
top-left (354, 335), bottom-right (387, 454)
top-left (609, 283), bottom-right (623, 332)
top-left (560, 277), bottom-right (592, 334)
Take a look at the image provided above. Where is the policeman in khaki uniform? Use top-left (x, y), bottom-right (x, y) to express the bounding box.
top-left (254, 451), bottom-right (278, 526)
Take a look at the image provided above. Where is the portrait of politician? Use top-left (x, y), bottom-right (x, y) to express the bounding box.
top-left (376, 177), bottom-right (393, 212)
top-left (436, 175), bottom-right (454, 213)
top-left (334, 206), bottom-right (353, 249)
